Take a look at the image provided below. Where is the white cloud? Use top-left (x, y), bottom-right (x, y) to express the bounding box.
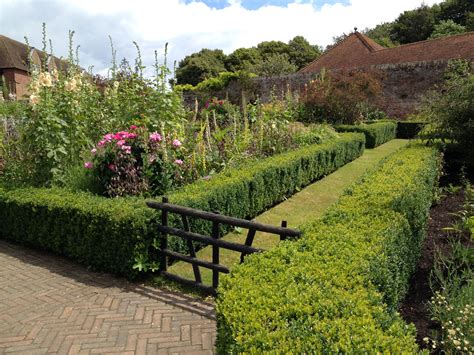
top-left (0, 0), bottom-right (441, 74)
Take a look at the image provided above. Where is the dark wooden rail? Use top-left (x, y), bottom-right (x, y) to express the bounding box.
top-left (147, 197), bottom-right (302, 296)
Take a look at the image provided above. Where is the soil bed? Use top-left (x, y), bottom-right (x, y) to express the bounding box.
top-left (399, 188), bottom-right (469, 349)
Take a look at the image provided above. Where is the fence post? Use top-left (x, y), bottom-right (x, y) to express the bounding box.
top-left (160, 196), bottom-right (169, 273)
top-left (212, 213), bottom-right (220, 290)
top-left (280, 220), bottom-right (288, 241)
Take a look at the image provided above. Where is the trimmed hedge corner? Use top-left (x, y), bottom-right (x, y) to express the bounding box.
top-left (0, 133), bottom-right (365, 278)
top-left (397, 121), bottom-right (426, 139)
top-left (216, 145), bottom-right (440, 353)
top-left (336, 121), bottom-right (397, 148)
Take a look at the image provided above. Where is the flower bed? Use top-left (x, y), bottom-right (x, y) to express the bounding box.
top-left (216, 144), bottom-right (441, 353)
top-left (0, 133), bottom-right (365, 278)
top-left (336, 121), bottom-right (397, 148)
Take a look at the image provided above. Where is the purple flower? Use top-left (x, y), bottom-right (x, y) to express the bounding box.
top-left (84, 162), bottom-right (93, 169)
top-left (149, 132), bottom-right (162, 142)
top-left (172, 139), bottom-right (182, 148)
top-left (174, 159), bottom-right (183, 166)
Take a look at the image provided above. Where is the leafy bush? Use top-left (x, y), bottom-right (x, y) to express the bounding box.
top-left (217, 145), bottom-right (441, 353)
top-left (397, 121), bottom-right (426, 139)
top-left (335, 121), bottom-right (397, 148)
top-left (86, 126), bottom-right (188, 197)
top-left (419, 60), bottom-right (473, 165)
top-left (299, 69), bottom-right (383, 125)
top-left (0, 186), bottom-right (155, 279)
top-left (0, 133), bottom-right (365, 275)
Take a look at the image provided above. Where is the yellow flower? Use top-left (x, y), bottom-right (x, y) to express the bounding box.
top-left (65, 78), bottom-right (77, 92)
top-left (448, 329), bottom-right (456, 336)
top-left (38, 72), bottom-right (53, 87)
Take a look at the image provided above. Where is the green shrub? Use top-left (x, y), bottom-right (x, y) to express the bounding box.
top-left (0, 187), bottom-right (155, 279)
top-left (0, 133), bottom-right (365, 277)
top-left (216, 145), bottom-right (440, 353)
top-left (397, 121), bottom-right (426, 139)
top-left (336, 121), bottom-right (397, 148)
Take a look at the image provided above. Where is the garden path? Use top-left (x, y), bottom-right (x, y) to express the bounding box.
top-left (0, 240), bottom-right (216, 354)
top-left (169, 139), bottom-right (409, 284)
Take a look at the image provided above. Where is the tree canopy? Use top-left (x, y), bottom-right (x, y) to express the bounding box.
top-left (176, 36), bottom-right (321, 85)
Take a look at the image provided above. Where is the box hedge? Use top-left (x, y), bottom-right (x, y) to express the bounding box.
top-left (0, 133), bottom-right (365, 278)
top-left (336, 121), bottom-right (397, 148)
top-left (397, 121), bottom-right (426, 139)
top-left (216, 145), bottom-right (441, 353)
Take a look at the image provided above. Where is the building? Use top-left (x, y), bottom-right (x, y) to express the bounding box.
top-left (0, 34), bottom-right (66, 100)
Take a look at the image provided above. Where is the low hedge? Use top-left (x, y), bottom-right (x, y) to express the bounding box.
top-left (0, 133), bottom-right (365, 278)
top-left (397, 121), bottom-right (426, 139)
top-left (217, 145), bottom-right (440, 353)
top-left (336, 121), bottom-right (397, 148)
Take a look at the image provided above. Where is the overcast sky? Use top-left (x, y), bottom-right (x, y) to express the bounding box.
top-left (0, 0), bottom-right (440, 77)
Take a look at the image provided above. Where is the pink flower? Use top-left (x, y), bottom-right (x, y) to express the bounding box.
top-left (91, 148), bottom-right (97, 155)
top-left (108, 163), bottom-right (116, 172)
top-left (84, 162), bottom-right (93, 169)
top-left (130, 125), bottom-right (138, 130)
top-left (127, 133), bottom-right (138, 139)
top-left (103, 134), bottom-right (114, 141)
top-left (172, 139), bottom-right (182, 148)
top-left (149, 132), bottom-right (162, 142)
top-left (116, 140), bottom-right (126, 146)
top-left (174, 159), bottom-right (183, 166)
top-left (97, 140), bottom-right (106, 147)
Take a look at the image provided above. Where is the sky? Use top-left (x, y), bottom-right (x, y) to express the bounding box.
top-left (0, 0), bottom-right (440, 77)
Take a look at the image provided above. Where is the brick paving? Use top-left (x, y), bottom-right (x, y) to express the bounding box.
top-left (0, 240), bottom-right (216, 354)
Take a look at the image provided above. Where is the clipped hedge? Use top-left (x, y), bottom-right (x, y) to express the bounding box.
top-left (397, 121), bottom-right (426, 139)
top-left (336, 121), bottom-right (397, 148)
top-left (0, 133), bottom-right (365, 278)
top-left (217, 145), bottom-right (440, 353)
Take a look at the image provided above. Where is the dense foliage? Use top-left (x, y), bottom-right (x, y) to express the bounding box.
top-left (0, 133), bottom-right (365, 276)
top-left (336, 121), bottom-right (397, 148)
top-left (418, 60), bottom-right (474, 164)
top-left (217, 145), bottom-right (441, 353)
top-left (176, 36), bottom-right (321, 85)
top-left (299, 69), bottom-right (383, 125)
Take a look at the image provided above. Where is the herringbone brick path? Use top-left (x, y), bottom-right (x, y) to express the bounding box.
top-left (0, 240), bottom-right (216, 354)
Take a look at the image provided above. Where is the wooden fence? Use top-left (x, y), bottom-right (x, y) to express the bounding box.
top-left (147, 197), bottom-right (301, 295)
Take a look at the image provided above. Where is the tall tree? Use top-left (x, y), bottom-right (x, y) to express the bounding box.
top-left (363, 23), bottom-right (398, 48)
top-left (429, 19), bottom-right (466, 39)
top-left (390, 4), bottom-right (440, 44)
top-left (287, 36), bottom-right (321, 70)
top-left (175, 49), bottom-right (227, 86)
top-left (225, 47), bottom-right (261, 72)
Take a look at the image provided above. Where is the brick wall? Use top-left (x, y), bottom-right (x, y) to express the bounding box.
top-left (183, 60), bottom-right (458, 119)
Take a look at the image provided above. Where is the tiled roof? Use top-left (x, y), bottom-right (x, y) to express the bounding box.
top-left (300, 31), bottom-right (474, 73)
top-left (0, 34), bottom-right (69, 71)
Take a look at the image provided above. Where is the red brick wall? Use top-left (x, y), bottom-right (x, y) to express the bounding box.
top-left (1, 68), bottom-right (31, 100)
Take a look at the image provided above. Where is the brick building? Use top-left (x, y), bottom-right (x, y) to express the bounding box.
top-left (0, 34), bottom-right (64, 100)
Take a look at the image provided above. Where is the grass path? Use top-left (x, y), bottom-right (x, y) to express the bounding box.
top-left (168, 139), bottom-right (409, 285)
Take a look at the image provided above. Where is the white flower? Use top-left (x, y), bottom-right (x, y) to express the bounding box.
top-left (29, 94), bottom-right (40, 105)
top-left (113, 81), bottom-right (119, 88)
top-left (65, 78), bottom-right (77, 92)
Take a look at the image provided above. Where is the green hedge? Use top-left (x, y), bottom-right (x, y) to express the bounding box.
top-left (217, 145), bottom-right (440, 353)
top-left (0, 133), bottom-right (365, 278)
top-left (336, 121), bottom-right (397, 148)
top-left (397, 121), bottom-right (426, 139)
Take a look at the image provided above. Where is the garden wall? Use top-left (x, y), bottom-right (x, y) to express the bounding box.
top-left (183, 61), bottom-right (453, 119)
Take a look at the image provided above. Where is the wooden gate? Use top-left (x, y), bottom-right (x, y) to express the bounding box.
top-left (147, 197), bottom-right (301, 295)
